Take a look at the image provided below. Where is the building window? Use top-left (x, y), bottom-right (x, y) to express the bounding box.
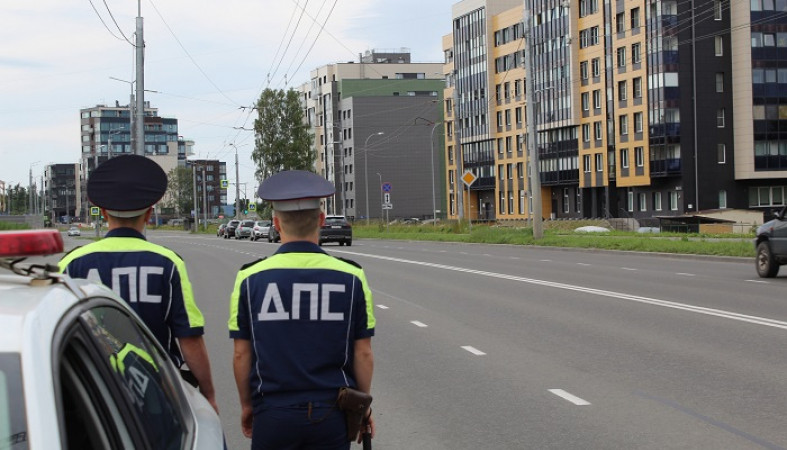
top-left (580, 61), bottom-right (588, 80)
top-left (717, 108), bottom-right (725, 127)
top-left (617, 47), bottom-right (627, 67)
top-left (716, 73), bottom-right (724, 92)
top-left (634, 112), bottom-right (643, 133)
top-left (718, 144), bottom-right (726, 163)
top-left (506, 163), bottom-right (513, 179)
top-left (616, 13), bottom-right (625, 33)
top-left (621, 148), bottom-right (629, 168)
top-left (509, 191), bottom-right (514, 214)
top-left (632, 43), bottom-right (641, 64)
top-left (583, 124), bottom-right (591, 142)
top-left (631, 7), bottom-right (640, 30)
top-left (669, 191), bottom-right (679, 211)
top-left (618, 81), bottom-right (627, 101)
top-left (519, 190), bottom-right (525, 214)
top-left (593, 90), bottom-right (601, 109)
top-left (517, 162), bottom-right (524, 178)
top-left (633, 77), bottom-right (642, 98)
top-left (583, 154), bottom-right (591, 172)
top-left (619, 115), bottom-right (629, 135)
top-left (582, 92), bottom-right (590, 111)
top-left (594, 121), bottom-right (603, 141)
top-left (714, 0), bottom-right (723, 19)
top-left (715, 36), bottom-right (723, 56)
top-left (719, 190), bottom-right (727, 209)
top-left (654, 192), bottom-right (662, 211)
top-left (499, 191), bottom-right (505, 214)
top-left (627, 191), bottom-right (634, 212)
top-left (498, 164), bottom-right (505, 180)
top-left (450, 194), bottom-right (455, 215)
top-left (639, 193), bottom-right (647, 211)
top-left (595, 153), bottom-right (603, 172)
top-left (563, 188), bottom-right (570, 213)
top-left (592, 58), bottom-right (600, 77)
top-left (635, 146), bottom-right (644, 167)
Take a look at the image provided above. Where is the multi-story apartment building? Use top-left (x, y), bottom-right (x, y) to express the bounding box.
top-left (44, 163), bottom-right (81, 224)
top-left (445, 0), bottom-right (787, 224)
top-left (299, 50), bottom-right (445, 221)
top-left (187, 159), bottom-right (228, 218)
top-left (78, 101), bottom-right (194, 221)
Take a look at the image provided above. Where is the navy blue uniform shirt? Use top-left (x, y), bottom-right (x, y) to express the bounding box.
top-left (228, 242), bottom-right (375, 409)
top-left (59, 228), bottom-right (205, 367)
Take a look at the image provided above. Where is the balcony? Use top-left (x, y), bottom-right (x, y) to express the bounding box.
top-left (650, 158), bottom-right (681, 177)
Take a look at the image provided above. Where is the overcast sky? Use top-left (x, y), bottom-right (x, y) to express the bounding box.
top-left (0, 0), bottom-right (456, 203)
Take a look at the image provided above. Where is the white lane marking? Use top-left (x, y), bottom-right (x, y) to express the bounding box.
top-left (510, 256), bottom-right (520, 260)
top-left (549, 389), bottom-right (591, 406)
top-left (334, 249), bottom-right (787, 330)
top-left (676, 273), bottom-right (696, 277)
top-left (377, 305), bottom-right (389, 310)
top-left (410, 321), bottom-right (428, 328)
top-left (540, 259), bottom-right (551, 262)
top-left (483, 253), bottom-right (492, 257)
top-left (622, 267), bottom-right (637, 271)
top-left (746, 279), bottom-right (768, 284)
top-left (462, 346), bottom-right (486, 356)
top-left (577, 263), bottom-right (591, 266)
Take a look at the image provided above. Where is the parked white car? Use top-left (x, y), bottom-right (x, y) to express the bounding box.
top-left (0, 229), bottom-right (223, 450)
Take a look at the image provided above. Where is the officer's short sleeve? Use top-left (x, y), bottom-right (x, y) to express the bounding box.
top-left (167, 265), bottom-right (204, 337)
top-left (353, 272), bottom-right (375, 340)
top-left (228, 273), bottom-right (252, 340)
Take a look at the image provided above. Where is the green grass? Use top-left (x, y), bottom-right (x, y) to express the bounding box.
top-left (353, 221), bottom-right (755, 258)
top-left (0, 221), bottom-right (30, 231)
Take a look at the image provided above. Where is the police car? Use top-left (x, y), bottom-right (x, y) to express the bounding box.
top-left (0, 229), bottom-right (223, 449)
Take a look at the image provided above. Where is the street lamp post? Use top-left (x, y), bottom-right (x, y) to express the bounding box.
top-left (376, 172), bottom-right (384, 228)
top-left (363, 132), bottom-right (384, 225)
top-left (429, 122), bottom-right (442, 225)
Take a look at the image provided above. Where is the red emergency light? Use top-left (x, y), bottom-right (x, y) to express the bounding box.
top-left (0, 230), bottom-right (64, 258)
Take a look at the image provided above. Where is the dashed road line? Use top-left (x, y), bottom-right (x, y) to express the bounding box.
top-left (461, 346), bottom-right (486, 356)
top-left (549, 389), bottom-right (591, 406)
top-left (577, 263), bottom-right (591, 266)
top-left (376, 305), bottom-right (389, 309)
top-left (410, 321), bottom-right (428, 328)
top-left (676, 273), bottom-right (696, 277)
top-left (746, 279), bottom-right (768, 284)
top-left (622, 267), bottom-right (637, 271)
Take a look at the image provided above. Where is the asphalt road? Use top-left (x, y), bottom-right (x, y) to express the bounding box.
top-left (66, 231), bottom-right (787, 449)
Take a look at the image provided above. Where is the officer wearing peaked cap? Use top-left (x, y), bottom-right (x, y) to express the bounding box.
top-left (59, 155), bottom-right (218, 413)
top-left (228, 170), bottom-right (376, 449)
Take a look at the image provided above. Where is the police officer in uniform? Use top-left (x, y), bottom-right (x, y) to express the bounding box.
top-left (228, 170), bottom-right (376, 449)
top-left (59, 155), bottom-right (218, 412)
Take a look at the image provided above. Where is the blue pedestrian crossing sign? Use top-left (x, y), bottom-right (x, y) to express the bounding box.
top-left (220, 179), bottom-right (229, 189)
top-left (90, 206), bottom-right (100, 216)
top-left (382, 182), bottom-right (392, 192)
top-left (249, 203), bottom-right (256, 211)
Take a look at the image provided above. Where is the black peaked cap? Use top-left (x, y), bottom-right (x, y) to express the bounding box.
top-left (88, 155), bottom-right (167, 213)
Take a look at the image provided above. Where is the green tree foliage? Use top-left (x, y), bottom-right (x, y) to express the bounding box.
top-left (162, 167), bottom-right (193, 216)
top-left (252, 88), bottom-right (315, 181)
top-left (6, 184), bottom-right (29, 215)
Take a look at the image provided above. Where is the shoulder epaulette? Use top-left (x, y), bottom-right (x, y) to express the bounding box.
top-left (240, 257), bottom-right (267, 271)
top-left (337, 256), bottom-right (362, 269)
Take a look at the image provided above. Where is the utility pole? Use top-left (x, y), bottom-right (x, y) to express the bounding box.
top-left (234, 145), bottom-right (240, 219)
top-left (135, 0), bottom-right (145, 156)
top-left (523, 0), bottom-right (543, 239)
top-left (202, 166), bottom-right (208, 230)
top-left (192, 163), bottom-right (198, 232)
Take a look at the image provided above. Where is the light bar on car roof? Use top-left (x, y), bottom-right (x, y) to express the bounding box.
top-left (0, 230), bottom-right (64, 258)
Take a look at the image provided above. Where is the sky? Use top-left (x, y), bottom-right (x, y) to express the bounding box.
top-left (0, 0), bottom-right (457, 203)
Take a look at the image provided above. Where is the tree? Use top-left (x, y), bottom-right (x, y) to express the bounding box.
top-left (162, 167), bottom-right (193, 217)
top-left (7, 184), bottom-right (28, 215)
top-left (252, 88), bottom-right (315, 181)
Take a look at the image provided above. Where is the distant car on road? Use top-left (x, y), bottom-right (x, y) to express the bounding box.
top-left (319, 215), bottom-right (352, 246)
top-left (67, 226), bottom-right (81, 236)
top-left (223, 220), bottom-right (240, 239)
top-left (755, 205), bottom-right (787, 277)
top-left (236, 220), bottom-right (255, 239)
top-left (252, 220), bottom-right (271, 241)
top-left (268, 224), bottom-right (281, 243)
top-left (217, 223), bottom-right (227, 237)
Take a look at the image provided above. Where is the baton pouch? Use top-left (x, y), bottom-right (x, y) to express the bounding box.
top-left (337, 387), bottom-right (372, 442)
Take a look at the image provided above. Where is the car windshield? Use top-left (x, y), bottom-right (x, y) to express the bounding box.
top-left (0, 353), bottom-right (27, 448)
top-left (325, 217), bottom-right (347, 225)
top-left (229, 221), bottom-right (239, 226)
top-left (241, 221), bottom-right (254, 227)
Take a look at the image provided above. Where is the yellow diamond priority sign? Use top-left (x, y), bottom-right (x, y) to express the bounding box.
top-left (461, 170), bottom-right (477, 187)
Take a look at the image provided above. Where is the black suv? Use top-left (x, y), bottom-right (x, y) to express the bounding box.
top-left (755, 206), bottom-right (787, 277)
top-left (319, 215), bottom-right (352, 246)
top-left (224, 219), bottom-right (240, 239)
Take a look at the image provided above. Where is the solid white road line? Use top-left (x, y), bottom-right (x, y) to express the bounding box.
top-left (549, 389), bottom-right (591, 406)
top-left (410, 321), bottom-right (428, 327)
top-left (377, 305), bottom-right (389, 309)
top-left (334, 249), bottom-right (787, 331)
top-left (461, 346), bottom-right (486, 356)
